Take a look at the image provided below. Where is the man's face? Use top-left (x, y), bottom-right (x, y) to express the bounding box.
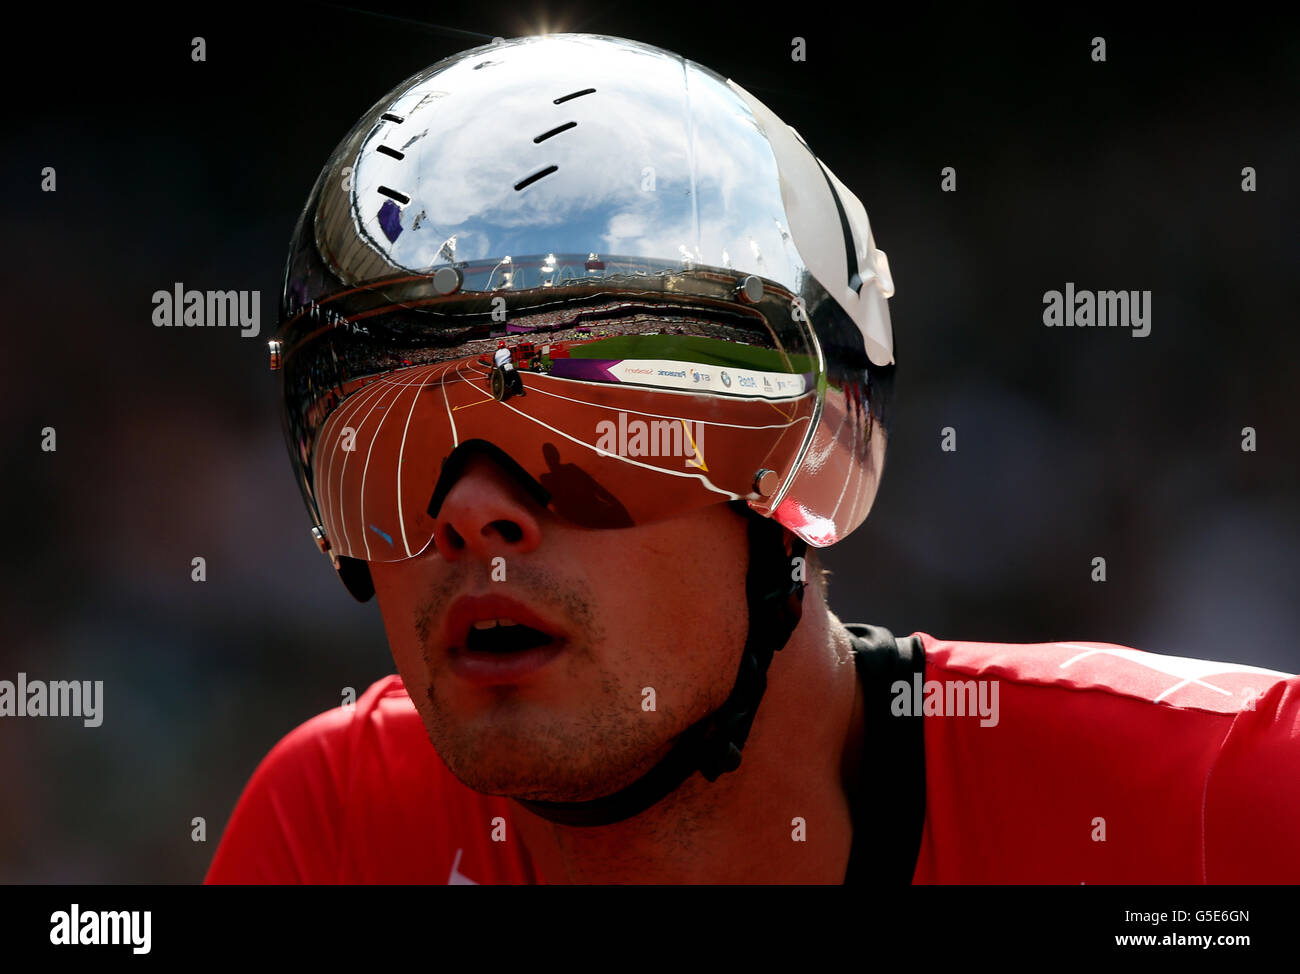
top-left (369, 454), bottom-right (751, 803)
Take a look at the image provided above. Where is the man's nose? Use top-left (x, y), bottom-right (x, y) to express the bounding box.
top-left (430, 454), bottom-right (544, 562)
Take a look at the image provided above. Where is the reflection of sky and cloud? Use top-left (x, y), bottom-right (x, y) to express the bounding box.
top-left (346, 34), bottom-right (803, 291)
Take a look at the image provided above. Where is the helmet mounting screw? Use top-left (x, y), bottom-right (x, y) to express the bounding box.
top-left (432, 266), bottom-right (462, 295)
top-left (737, 275), bottom-right (764, 304)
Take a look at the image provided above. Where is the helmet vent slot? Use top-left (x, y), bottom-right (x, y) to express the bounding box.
top-left (376, 145), bottom-right (405, 160)
top-left (552, 87), bottom-right (595, 104)
top-left (533, 121), bottom-right (577, 143)
top-left (377, 185), bottom-right (410, 204)
top-left (514, 165), bottom-right (558, 191)
top-left (381, 112), bottom-right (405, 123)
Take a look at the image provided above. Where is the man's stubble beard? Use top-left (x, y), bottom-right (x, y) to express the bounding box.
top-left (407, 560), bottom-right (729, 803)
top-left (420, 668), bottom-right (688, 802)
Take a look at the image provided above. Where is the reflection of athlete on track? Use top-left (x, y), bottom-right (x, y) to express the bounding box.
top-left (491, 341), bottom-right (526, 400)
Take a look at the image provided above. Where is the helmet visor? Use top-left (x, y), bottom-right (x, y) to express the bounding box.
top-left (280, 258), bottom-right (824, 562)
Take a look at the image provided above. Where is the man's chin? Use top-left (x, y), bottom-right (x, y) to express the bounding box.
top-left (430, 726), bottom-right (675, 804)
top-left (441, 759), bottom-right (630, 804)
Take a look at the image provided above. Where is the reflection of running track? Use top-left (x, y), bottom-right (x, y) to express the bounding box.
top-left (307, 350), bottom-right (870, 561)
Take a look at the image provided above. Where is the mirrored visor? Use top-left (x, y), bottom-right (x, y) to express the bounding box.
top-left (279, 258), bottom-right (825, 561)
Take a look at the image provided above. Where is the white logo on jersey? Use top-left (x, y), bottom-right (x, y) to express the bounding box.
top-left (448, 848), bottom-right (479, 886)
top-left (1057, 644), bottom-right (1291, 703)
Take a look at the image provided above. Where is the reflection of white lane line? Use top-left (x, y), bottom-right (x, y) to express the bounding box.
top-left (447, 361), bottom-right (495, 412)
top-left (455, 362), bottom-right (811, 433)
top-left (360, 379), bottom-right (417, 558)
top-left (329, 368), bottom-right (430, 556)
top-left (454, 359), bottom-right (491, 413)
top-left (319, 385), bottom-right (379, 550)
top-left (396, 364), bottom-right (449, 557)
top-left (441, 363), bottom-right (460, 449)
top-left (491, 391), bottom-right (741, 499)
top-left (447, 848), bottom-right (479, 886)
top-left (434, 356), bottom-right (790, 494)
top-left (315, 365), bottom-right (444, 556)
top-left (320, 377), bottom-right (400, 557)
top-left (347, 381), bottom-right (407, 560)
top-left (324, 356), bottom-right (805, 549)
top-left (322, 372), bottom-right (417, 503)
top-left (441, 356), bottom-right (807, 504)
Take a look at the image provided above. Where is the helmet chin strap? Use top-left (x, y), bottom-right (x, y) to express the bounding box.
top-left (514, 503), bottom-right (807, 827)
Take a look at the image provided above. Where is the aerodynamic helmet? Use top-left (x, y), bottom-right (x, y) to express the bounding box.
top-left (270, 33), bottom-right (898, 823)
top-left (273, 33), bottom-right (895, 598)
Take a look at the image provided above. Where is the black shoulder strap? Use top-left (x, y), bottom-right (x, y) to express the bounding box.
top-left (842, 623), bottom-right (927, 884)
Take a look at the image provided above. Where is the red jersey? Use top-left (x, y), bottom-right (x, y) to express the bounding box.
top-left (204, 629), bottom-right (1300, 884)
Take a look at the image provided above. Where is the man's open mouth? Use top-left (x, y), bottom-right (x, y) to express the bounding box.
top-left (442, 595), bottom-right (569, 684)
top-left (464, 619), bottom-right (555, 654)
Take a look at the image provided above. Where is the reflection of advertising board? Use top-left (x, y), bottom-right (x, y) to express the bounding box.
top-left (609, 359), bottom-right (807, 397)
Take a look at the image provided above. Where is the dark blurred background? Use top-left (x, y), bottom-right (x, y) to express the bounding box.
top-left (1, 4), bottom-right (1297, 882)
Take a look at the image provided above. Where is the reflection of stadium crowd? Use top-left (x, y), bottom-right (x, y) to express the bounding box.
top-left (458, 311), bottom-right (768, 365)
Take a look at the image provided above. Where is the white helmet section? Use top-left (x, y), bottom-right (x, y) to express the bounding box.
top-left (724, 80), bottom-right (895, 367)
